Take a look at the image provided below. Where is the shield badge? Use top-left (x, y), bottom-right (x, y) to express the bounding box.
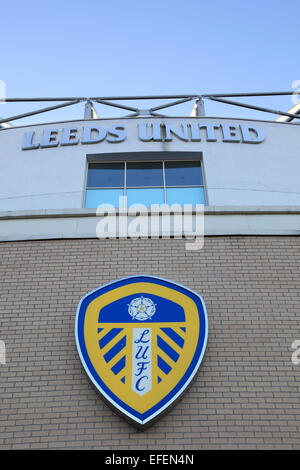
top-left (75, 275), bottom-right (208, 428)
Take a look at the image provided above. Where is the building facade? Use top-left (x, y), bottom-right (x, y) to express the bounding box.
top-left (0, 112), bottom-right (300, 449)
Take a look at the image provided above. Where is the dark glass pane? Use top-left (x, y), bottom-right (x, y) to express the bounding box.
top-left (127, 162), bottom-right (163, 187)
top-left (165, 161), bottom-right (203, 186)
top-left (87, 163), bottom-right (124, 188)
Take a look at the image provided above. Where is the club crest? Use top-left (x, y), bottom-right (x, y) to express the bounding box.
top-left (75, 275), bottom-right (208, 428)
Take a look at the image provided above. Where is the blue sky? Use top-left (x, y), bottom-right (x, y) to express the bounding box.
top-left (1, 0), bottom-right (300, 124)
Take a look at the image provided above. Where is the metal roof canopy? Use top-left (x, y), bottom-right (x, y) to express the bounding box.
top-left (1, 91), bottom-right (300, 127)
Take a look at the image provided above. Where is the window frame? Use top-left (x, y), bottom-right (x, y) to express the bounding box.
top-left (84, 157), bottom-right (206, 207)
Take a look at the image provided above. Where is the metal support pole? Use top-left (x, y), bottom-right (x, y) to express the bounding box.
top-left (190, 98), bottom-right (205, 117)
top-left (84, 100), bottom-right (99, 119)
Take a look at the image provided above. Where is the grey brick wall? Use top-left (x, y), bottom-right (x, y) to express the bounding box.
top-left (0, 236), bottom-right (299, 449)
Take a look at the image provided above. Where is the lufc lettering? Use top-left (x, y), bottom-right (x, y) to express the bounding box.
top-left (22, 121), bottom-right (264, 149)
top-left (132, 328), bottom-right (151, 395)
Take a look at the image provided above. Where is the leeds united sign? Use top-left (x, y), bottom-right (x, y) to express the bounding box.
top-left (22, 121), bottom-right (264, 149)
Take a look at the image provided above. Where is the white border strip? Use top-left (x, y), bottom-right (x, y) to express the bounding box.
top-left (0, 207), bottom-right (299, 241)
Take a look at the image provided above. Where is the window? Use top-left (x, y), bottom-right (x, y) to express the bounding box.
top-left (85, 160), bottom-right (205, 208)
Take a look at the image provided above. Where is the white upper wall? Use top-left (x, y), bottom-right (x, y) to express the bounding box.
top-left (0, 116), bottom-right (299, 211)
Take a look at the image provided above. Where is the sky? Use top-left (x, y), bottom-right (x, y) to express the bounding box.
top-left (1, 0), bottom-right (300, 124)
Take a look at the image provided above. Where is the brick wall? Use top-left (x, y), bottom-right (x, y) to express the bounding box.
top-left (0, 236), bottom-right (299, 449)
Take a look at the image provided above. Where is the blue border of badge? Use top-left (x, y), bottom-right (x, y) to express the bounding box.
top-left (75, 275), bottom-right (208, 427)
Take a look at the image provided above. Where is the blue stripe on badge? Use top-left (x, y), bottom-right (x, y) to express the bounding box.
top-left (157, 335), bottom-right (180, 363)
top-left (111, 355), bottom-right (126, 375)
top-left (160, 327), bottom-right (184, 349)
top-left (157, 355), bottom-right (172, 375)
top-left (103, 336), bottom-right (126, 363)
top-left (99, 328), bottom-right (123, 349)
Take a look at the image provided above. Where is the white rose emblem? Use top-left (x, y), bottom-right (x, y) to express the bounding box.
top-left (128, 296), bottom-right (156, 321)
